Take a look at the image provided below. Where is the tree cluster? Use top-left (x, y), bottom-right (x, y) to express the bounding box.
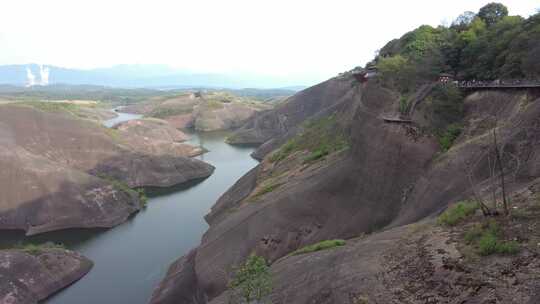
top-left (375, 2), bottom-right (540, 90)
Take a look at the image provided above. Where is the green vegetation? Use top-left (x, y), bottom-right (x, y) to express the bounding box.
top-left (437, 201), bottom-right (478, 226)
top-left (464, 219), bottom-right (519, 256)
top-left (0, 85), bottom-right (172, 106)
top-left (16, 242), bottom-right (65, 255)
top-left (229, 255), bottom-right (272, 304)
top-left (137, 188), bottom-right (148, 207)
top-left (97, 174), bottom-right (148, 208)
top-left (478, 2), bottom-right (509, 27)
top-left (149, 107), bottom-right (193, 119)
top-left (430, 84), bottom-right (464, 127)
top-left (270, 140), bottom-right (297, 162)
top-left (377, 55), bottom-right (416, 93)
top-left (399, 95), bottom-right (409, 114)
top-left (19, 101), bottom-right (90, 114)
top-left (292, 239), bottom-right (346, 256)
top-left (424, 84), bottom-right (464, 151)
top-left (376, 3), bottom-right (540, 91)
top-left (437, 123), bottom-right (463, 151)
top-left (303, 149), bottom-right (330, 163)
top-left (270, 115), bottom-right (349, 164)
top-left (251, 181), bottom-right (283, 201)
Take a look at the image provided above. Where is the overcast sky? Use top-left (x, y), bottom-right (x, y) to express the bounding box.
top-left (0, 0), bottom-right (537, 83)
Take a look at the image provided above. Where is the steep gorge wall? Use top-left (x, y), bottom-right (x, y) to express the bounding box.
top-left (150, 80), bottom-right (540, 303)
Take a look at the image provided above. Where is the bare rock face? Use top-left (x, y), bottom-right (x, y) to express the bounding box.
top-left (193, 82), bottom-right (440, 299)
top-left (204, 166), bottom-right (260, 225)
top-left (0, 248), bottom-right (93, 304)
top-left (226, 77), bottom-right (354, 149)
top-left (151, 76), bottom-right (540, 303)
top-left (148, 249), bottom-right (206, 304)
top-left (115, 118), bottom-right (203, 157)
top-left (0, 104), bottom-right (214, 235)
top-left (0, 144), bottom-right (141, 235)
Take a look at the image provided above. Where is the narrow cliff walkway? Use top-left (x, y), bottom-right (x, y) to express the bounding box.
top-left (406, 83), bottom-right (436, 117)
top-left (380, 83), bottom-right (435, 124)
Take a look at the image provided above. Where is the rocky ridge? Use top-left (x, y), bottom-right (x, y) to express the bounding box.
top-left (122, 92), bottom-right (270, 132)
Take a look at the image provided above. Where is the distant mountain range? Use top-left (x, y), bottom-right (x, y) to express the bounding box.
top-left (0, 64), bottom-right (312, 89)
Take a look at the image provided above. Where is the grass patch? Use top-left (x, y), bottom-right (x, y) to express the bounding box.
top-left (292, 239), bottom-right (346, 256)
top-left (463, 219), bottom-right (519, 256)
top-left (16, 242), bottom-right (65, 255)
top-left (270, 115), bottom-right (349, 163)
top-left (436, 123), bottom-right (463, 151)
top-left (149, 106), bottom-right (192, 118)
top-left (303, 149), bottom-right (330, 163)
top-left (437, 200), bottom-right (478, 226)
top-left (251, 181), bottom-right (283, 201)
top-left (270, 140), bottom-right (298, 162)
top-left (19, 101), bottom-right (88, 113)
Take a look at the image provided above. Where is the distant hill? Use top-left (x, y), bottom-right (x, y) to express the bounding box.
top-left (0, 64), bottom-right (314, 89)
top-left (0, 83), bottom-right (298, 106)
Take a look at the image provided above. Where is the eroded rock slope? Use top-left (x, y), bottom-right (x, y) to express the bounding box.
top-left (0, 248), bottom-right (93, 304)
top-left (151, 75), bottom-right (540, 303)
top-left (0, 104), bottom-right (214, 235)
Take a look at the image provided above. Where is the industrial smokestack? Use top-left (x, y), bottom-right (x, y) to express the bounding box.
top-left (26, 67), bottom-right (36, 87)
top-left (39, 64), bottom-right (50, 86)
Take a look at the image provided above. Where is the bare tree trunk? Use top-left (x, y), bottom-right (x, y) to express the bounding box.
top-left (467, 166), bottom-right (491, 216)
top-left (492, 127), bottom-right (508, 215)
top-left (487, 153), bottom-right (497, 211)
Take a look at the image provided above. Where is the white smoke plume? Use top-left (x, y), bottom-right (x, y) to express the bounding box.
top-left (26, 67), bottom-right (36, 87)
top-left (39, 64), bottom-right (50, 86)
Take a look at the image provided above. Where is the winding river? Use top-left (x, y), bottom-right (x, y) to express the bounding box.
top-left (102, 108), bottom-right (143, 127)
top-left (0, 115), bottom-right (258, 304)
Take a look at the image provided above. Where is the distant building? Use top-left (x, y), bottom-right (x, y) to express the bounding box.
top-left (365, 65), bottom-right (378, 79)
top-left (438, 73), bottom-right (454, 83)
top-left (352, 65), bottom-right (378, 83)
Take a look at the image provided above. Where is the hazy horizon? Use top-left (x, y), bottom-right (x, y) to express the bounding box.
top-left (1, 0), bottom-right (537, 85)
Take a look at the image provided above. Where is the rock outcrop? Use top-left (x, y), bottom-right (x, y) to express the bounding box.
top-left (225, 78), bottom-right (354, 154)
top-left (114, 118), bottom-right (203, 157)
top-left (0, 104), bottom-right (214, 235)
top-left (122, 92), bottom-right (270, 132)
top-left (0, 248), bottom-right (93, 304)
top-left (149, 249), bottom-right (206, 304)
top-left (150, 74), bottom-right (540, 303)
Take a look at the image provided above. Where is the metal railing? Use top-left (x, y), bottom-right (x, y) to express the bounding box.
top-left (456, 79), bottom-right (540, 89)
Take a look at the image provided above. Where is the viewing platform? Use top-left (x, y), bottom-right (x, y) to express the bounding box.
top-left (380, 114), bottom-right (412, 124)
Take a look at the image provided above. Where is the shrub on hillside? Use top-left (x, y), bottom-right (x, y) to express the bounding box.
top-left (270, 115), bottom-right (349, 164)
top-left (229, 255), bottom-right (272, 304)
top-left (463, 219), bottom-right (519, 256)
top-left (438, 201), bottom-right (478, 226)
top-left (292, 239), bottom-right (346, 256)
